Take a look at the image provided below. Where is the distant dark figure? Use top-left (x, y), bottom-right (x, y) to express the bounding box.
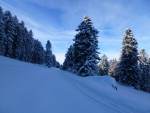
top-left (112, 84), bottom-right (118, 91)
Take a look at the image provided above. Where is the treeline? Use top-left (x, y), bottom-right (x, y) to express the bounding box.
top-left (62, 17), bottom-right (150, 92)
top-left (0, 7), bottom-right (60, 68)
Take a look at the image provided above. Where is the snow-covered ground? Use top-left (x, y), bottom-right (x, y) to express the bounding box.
top-left (0, 56), bottom-right (150, 113)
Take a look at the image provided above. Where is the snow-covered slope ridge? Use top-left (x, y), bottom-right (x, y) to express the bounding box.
top-left (0, 56), bottom-right (150, 113)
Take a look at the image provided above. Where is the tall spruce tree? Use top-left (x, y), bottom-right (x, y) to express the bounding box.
top-left (63, 17), bottom-right (100, 76)
top-left (45, 40), bottom-right (53, 67)
top-left (99, 55), bottom-right (109, 75)
top-left (115, 29), bottom-right (139, 86)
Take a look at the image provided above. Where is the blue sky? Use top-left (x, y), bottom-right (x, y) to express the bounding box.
top-left (0, 0), bottom-right (150, 63)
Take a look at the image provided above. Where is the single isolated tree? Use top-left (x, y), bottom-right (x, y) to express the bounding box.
top-left (99, 55), bottom-right (109, 75)
top-left (115, 29), bottom-right (139, 86)
top-left (63, 16), bottom-right (100, 76)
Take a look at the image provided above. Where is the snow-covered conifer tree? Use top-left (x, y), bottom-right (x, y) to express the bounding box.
top-left (99, 55), bottom-right (109, 76)
top-left (45, 40), bottom-right (53, 67)
top-left (115, 29), bottom-right (139, 86)
top-left (73, 17), bottom-right (100, 76)
top-left (63, 16), bottom-right (100, 76)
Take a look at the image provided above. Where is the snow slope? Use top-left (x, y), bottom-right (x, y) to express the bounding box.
top-left (0, 56), bottom-right (150, 113)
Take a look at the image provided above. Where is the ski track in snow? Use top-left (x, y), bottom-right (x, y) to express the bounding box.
top-left (61, 72), bottom-right (135, 113)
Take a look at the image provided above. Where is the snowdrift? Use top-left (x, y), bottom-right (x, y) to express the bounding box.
top-left (0, 56), bottom-right (150, 113)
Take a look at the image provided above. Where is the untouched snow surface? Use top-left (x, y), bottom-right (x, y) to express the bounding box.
top-left (0, 56), bottom-right (150, 113)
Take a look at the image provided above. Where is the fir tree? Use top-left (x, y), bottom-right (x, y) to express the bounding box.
top-left (99, 55), bottom-right (109, 76)
top-left (73, 17), bottom-right (100, 76)
top-left (115, 29), bottom-right (139, 86)
top-left (63, 16), bottom-right (100, 76)
top-left (45, 40), bottom-right (53, 67)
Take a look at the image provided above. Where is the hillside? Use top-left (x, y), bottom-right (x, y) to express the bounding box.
top-left (0, 56), bottom-right (150, 113)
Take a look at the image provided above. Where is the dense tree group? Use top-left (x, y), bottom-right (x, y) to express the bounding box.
top-left (62, 18), bottom-right (150, 92)
top-left (0, 7), bottom-right (59, 68)
top-left (113, 29), bottom-right (150, 92)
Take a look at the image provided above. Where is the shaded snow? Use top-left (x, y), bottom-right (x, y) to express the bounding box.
top-left (0, 56), bottom-right (150, 113)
